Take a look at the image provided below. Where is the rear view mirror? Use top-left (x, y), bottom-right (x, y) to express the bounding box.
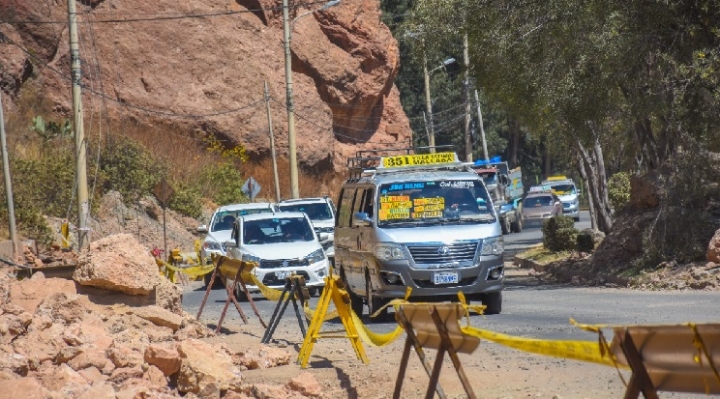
top-left (352, 212), bottom-right (372, 227)
top-left (318, 233), bottom-right (329, 241)
top-left (224, 240), bottom-right (237, 249)
top-left (197, 225), bottom-right (208, 233)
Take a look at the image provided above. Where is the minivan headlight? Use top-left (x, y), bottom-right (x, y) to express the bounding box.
top-left (374, 244), bottom-right (406, 261)
top-left (306, 249), bottom-right (325, 264)
top-left (481, 236), bottom-right (504, 256)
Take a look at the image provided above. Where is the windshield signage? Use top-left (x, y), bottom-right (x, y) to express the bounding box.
top-left (381, 152), bottom-right (456, 168)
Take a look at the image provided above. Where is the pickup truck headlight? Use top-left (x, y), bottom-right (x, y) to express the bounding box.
top-left (374, 244), bottom-right (407, 261)
top-left (306, 249), bottom-right (326, 264)
top-left (203, 241), bottom-right (222, 251)
top-left (481, 236), bottom-right (504, 256)
top-left (241, 253), bottom-right (261, 263)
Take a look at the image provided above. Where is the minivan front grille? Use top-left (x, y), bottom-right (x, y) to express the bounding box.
top-left (406, 241), bottom-right (480, 264)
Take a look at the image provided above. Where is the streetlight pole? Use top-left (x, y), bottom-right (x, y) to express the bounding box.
top-left (282, 0), bottom-right (340, 198)
top-left (422, 51), bottom-right (436, 153)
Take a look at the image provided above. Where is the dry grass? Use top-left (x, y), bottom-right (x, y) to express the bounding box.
top-left (516, 244), bottom-right (572, 265)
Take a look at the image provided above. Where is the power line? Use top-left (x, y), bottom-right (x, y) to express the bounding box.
top-left (0, 32), bottom-right (265, 118)
top-left (0, 1), bottom-right (334, 25)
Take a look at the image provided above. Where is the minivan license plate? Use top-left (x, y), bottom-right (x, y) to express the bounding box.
top-left (276, 271), bottom-right (291, 280)
top-left (433, 271), bottom-right (458, 285)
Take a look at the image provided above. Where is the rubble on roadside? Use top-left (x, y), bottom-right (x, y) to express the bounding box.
top-left (0, 233), bottom-right (324, 398)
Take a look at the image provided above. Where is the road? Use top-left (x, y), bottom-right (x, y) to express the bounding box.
top-left (184, 208), bottom-right (719, 343)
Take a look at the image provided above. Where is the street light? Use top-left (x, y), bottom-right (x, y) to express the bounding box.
top-left (423, 57), bottom-right (456, 153)
top-left (282, 0), bottom-right (340, 199)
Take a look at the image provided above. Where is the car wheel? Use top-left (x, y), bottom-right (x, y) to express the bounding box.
top-left (308, 287), bottom-right (323, 297)
top-left (341, 268), bottom-right (364, 316)
top-left (510, 213), bottom-right (523, 233)
top-left (365, 272), bottom-right (388, 323)
top-left (574, 216), bottom-right (580, 222)
top-left (234, 284), bottom-right (248, 302)
top-left (500, 216), bottom-right (511, 235)
top-left (204, 272), bottom-right (224, 289)
top-left (481, 291), bottom-right (502, 315)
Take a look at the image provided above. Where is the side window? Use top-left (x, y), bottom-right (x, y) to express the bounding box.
top-left (351, 188), bottom-right (366, 218)
top-left (360, 189), bottom-right (374, 218)
top-left (337, 188), bottom-right (356, 228)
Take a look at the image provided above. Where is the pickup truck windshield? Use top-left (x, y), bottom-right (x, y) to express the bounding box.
top-left (278, 203), bottom-right (333, 221)
top-left (377, 180), bottom-right (495, 227)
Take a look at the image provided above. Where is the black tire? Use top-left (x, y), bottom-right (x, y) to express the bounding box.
top-left (481, 291), bottom-right (502, 315)
top-left (204, 272), bottom-right (224, 289)
top-left (574, 216), bottom-right (580, 222)
top-left (234, 285), bottom-right (248, 302)
top-left (341, 268), bottom-right (364, 316)
top-left (500, 216), bottom-right (511, 235)
top-left (510, 213), bottom-right (523, 233)
top-left (308, 287), bottom-right (322, 297)
top-left (366, 273), bottom-right (388, 323)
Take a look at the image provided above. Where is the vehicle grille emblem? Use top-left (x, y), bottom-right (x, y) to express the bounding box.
top-left (438, 246), bottom-right (450, 256)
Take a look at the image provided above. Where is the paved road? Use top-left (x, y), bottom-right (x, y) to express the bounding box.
top-left (183, 209), bottom-right (720, 342)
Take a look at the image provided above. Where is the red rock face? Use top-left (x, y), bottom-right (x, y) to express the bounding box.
top-left (0, 0), bottom-right (411, 172)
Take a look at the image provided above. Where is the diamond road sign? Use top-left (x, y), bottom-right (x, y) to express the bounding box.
top-left (242, 177), bottom-right (261, 200)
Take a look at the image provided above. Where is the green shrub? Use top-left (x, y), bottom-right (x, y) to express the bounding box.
top-left (168, 183), bottom-right (202, 218)
top-left (542, 216), bottom-right (578, 251)
top-left (199, 162), bottom-right (248, 206)
top-left (99, 135), bottom-right (165, 203)
top-left (576, 232), bottom-right (595, 253)
top-left (607, 172), bottom-right (631, 212)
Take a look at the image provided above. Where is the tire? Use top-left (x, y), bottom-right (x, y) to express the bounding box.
top-left (234, 284), bottom-right (248, 302)
top-left (204, 272), bottom-right (224, 289)
top-left (341, 268), bottom-right (364, 316)
top-left (500, 216), bottom-right (511, 235)
top-left (510, 212), bottom-right (523, 233)
top-left (574, 216), bottom-right (580, 222)
top-left (481, 291), bottom-right (502, 315)
top-left (308, 287), bottom-right (322, 297)
top-left (365, 273), bottom-right (388, 322)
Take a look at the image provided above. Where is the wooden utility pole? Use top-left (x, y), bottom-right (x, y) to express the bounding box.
top-left (474, 89), bottom-right (489, 161)
top-left (462, 33), bottom-right (472, 162)
top-left (264, 81), bottom-right (281, 202)
top-left (422, 49), bottom-right (436, 153)
top-left (0, 91), bottom-right (20, 259)
top-left (68, 0), bottom-right (90, 249)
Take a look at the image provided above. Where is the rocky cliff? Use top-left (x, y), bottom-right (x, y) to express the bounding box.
top-left (0, 0), bottom-right (411, 174)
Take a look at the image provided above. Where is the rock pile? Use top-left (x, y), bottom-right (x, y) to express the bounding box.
top-left (0, 234), bottom-right (323, 398)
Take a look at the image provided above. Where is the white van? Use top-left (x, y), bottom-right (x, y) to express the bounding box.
top-left (334, 149), bottom-right (504, 318)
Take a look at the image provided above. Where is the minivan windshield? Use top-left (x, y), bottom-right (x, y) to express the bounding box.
top-left (278, 203), bottom-right (333, 221)
top-left (377, 180), bottom-right (495, 227)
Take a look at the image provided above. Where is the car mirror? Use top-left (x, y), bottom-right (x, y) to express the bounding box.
top-left (352, 212), bottom-right (372, 227)
top-left (224, 240), bottom-right (237, 249)
top-left (197, 225), bottom-right (208, 233)
top-left (318, 232), bottom-right (329, 241)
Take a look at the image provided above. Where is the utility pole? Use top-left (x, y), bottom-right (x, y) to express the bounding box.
top-left (462, 33), bottom-right (472, 162)
top-left (0, 91), bottom-right (20, 260)
top-left (282, 0), bottom-right (300, 198)
top-left (422, 50), bottom-right (436, 153)
top-left (474, 89), bottom-right (489, 161)
top-left (68, 0), bottom-right (90, 249)
top-left (264, 81), bottom-right (281, 202)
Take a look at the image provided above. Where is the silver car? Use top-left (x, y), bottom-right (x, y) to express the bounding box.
top-left (335, 151), bottom-right (504, 318)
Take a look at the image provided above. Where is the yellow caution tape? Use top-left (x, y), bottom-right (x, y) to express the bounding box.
top-left (303, 301), bottom-right (340, 322)
top-left (349, 309), bottom-right (404, 347)
top-left (162, 261), bottom-right (216, 278)
top-left (460, 326), bottom-right (625, 368)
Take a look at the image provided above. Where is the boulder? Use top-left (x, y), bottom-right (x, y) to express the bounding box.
top-left (708, 229), bottom-right (720, 263)
top-left (234, 345), bottom-right (292, 370)
top-left (129, 305), bottom-right (183, 331)
top-left (73, 234), bottom-right (161, 295)
top-left (286, 372), bottom-right (323, 397)
top-left (106, 347), bottom-right (144, 368)
top-left (144, 344), bottom-right (181, 376)
top-left (155, 276), bottom-right (183, 315)
top-left (34, 363), bottom-right (89, 397)
top-left (176, 339), bottom-right (242, 394)
top-left (8, 277), bottom-right (77, 313)
top-left (0, 376), bottom-right (50, 399)
top-left (77, 382), bottom-right (116, 399)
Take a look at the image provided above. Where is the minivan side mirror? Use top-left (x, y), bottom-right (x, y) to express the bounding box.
top-left (352, 212), bottom-right (372, 227)
top-left (318, 232), bottom-right (329, 241)
top-left (224, 240), bottom-right (237, 249)
top-left (197, 225), bottom-right (208, 233)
